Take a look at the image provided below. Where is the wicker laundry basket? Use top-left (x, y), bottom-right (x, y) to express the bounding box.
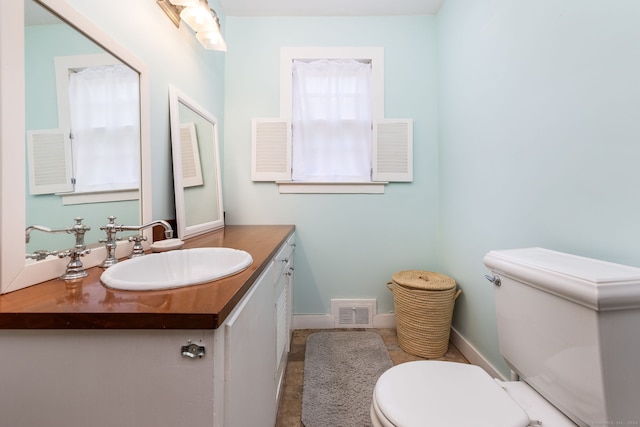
top-left (388, 270), bottom-right (461, 359)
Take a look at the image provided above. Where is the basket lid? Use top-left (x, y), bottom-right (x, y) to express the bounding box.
top-left (392, 270), bottom-right (455, 291)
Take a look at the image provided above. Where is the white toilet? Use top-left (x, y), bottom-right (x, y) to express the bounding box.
top-left (371, 247), bottom-right (640, 427)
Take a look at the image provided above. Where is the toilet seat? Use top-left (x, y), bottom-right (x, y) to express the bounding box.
top-left (372, 361), bottom-right (530, 427)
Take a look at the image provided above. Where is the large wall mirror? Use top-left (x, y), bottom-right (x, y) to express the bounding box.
top-left (169, 85), bottom-right (224, 239)
top-left (0, 0), bottom-right (151, 293)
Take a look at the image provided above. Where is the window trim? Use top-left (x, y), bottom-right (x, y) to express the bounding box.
top-left (59, 189), bottom-right (139, 205)
top-left (276, 181), bottom-right (387, 194)
top-left (278, 47), bottom-right (385, 193)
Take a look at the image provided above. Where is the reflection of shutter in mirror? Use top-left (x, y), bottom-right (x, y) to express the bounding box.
top-left (180, 122), bottom-right (204, 187)
top-left (27, 129), bottom-right (74, 195)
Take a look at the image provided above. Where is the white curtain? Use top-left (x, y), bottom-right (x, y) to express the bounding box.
top-left (68, 64), bottom-right (140, 192)
top-left (292, 59), bottom-right (372, 182)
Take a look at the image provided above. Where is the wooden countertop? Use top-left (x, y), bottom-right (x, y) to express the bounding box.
top-left (0, 225), bottom-right (295, 330)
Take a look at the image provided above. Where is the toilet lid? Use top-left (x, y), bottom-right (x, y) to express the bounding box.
top-left (374, 361), bottom-right (530, 427)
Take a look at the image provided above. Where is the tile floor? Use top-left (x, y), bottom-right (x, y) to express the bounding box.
top-left (275, 328), bottom-right (469, 427)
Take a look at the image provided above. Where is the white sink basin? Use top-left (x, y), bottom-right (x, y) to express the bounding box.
top-left (100, 248), bottom-right (253, 291)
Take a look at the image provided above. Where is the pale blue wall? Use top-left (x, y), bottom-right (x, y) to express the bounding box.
top-left (437, 0), bottom-right (640, 375)
top-left (223, 16), bottom-right (439, 314)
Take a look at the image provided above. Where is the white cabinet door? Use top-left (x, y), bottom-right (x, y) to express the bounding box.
top-left (274, 234), bottom-right (295, 401)
top-left (285, 235), bottom-right (295, 347)
top-left (224, 261), bottom-right (277, 427)
top-left (0, 330), bottom-right (216, 427)
top-left (275, 272), bottom-right (289, 398)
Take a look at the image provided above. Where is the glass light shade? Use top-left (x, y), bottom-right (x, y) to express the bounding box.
top-left (180, 5), bottom-right (216, 32)
top-left (196, 30), bottom-right (227, 51)
top-left (168, 0), bottom-right (199, 6)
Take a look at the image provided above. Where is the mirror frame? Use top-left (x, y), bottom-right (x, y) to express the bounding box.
top-left (0, 0), bottom-right (152, 294)
top-left (169, 85), bottom-right (224, 239)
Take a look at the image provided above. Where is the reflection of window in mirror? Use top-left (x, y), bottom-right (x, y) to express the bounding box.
top-left (27, 53), bottom-right (140, 204)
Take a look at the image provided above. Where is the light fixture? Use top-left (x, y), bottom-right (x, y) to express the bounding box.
top-left (196, 29), bottom-right (227, 51)
top-left (157, 0), bottom-right (227, 51)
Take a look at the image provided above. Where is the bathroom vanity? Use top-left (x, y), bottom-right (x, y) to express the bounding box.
top-left (0, 225), bottom-right (295, 427)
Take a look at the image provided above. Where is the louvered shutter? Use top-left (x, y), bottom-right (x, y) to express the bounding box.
top-left (372, 119), bottom-right (413, 182)
top-left (180, 122), bottom-right (204, 188)
top-left (27, 129), bottom-right (74, 195)
top-left (251, 118), bottom-right (291, 181)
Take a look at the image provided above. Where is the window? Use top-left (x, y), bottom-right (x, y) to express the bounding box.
top-left (292, 58), bottom-right (372, 182)
top-left (251, 47), bottom-right (413, 194)
top-left (27, 53), bottom-right (140, 204)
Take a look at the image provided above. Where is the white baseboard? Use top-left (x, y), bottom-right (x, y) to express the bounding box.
top-left (372, 313), bottom-right (396, 328)
top-left (449, 327), bottom-right (506, 380)
top-left (293, 313), bottom-right (396, 329)
top-left (292, 314), bottom-right (334, 329)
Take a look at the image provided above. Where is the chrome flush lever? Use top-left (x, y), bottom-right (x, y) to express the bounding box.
top-left (484, 274), bottom-right (501, 286)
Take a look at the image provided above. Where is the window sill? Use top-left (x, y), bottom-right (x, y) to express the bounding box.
top-left (276, 181), bottom-right (388, 194)
top-left (60, 189), bottom-right (139, 205)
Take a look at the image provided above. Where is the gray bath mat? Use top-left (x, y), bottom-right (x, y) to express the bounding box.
top-left (301, 331), bottom-right (393, 427)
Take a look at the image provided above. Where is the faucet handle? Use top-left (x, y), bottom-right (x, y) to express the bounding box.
top-left (69, 217), bottom-right (91, 250)
top-left (100, 215), bottom-right (118, 230)
top-left (57, 247), bottom-right (90, 281)
top-left (26, 249), bottom-right (59, 261)
top-left (128, 235), bottom-right (148, 258)
top-left (57, 247), bottom-right (91, 259)
top-left (71, 216), bottom-right (90, 230)
top-left (99, 236), bottom-right (122, 244)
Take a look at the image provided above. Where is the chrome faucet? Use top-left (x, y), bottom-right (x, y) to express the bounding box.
top-left (25, 217), bottom-right (92, 280)
top-left (25, 225), bottom-right (60, 261)
top-left (118, 220), bottom-right (174, 239)
top-left (119, 220), bottom-right (174, 260)
top-left (99, 216), bottom-right (174, 267)
top-left (26, 249), bottom-right (57, 261)
top-left (25, 225), bottom-right (57, 244)
top-left (26, 218), bottom-right (87, 245)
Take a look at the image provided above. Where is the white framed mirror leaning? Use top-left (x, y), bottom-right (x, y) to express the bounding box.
top-left (169, 85), bottom-right (224, 239)
top-left (0, 0), bottom-right (152, 294)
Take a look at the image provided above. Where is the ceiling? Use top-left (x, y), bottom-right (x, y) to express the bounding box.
top-left (26, 1), bottom-right (445, 25)
top-left (218, 0), bottom-right (446, 17)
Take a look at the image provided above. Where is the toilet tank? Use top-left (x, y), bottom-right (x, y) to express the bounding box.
top-left (484, 248), bottom-right (640, 427)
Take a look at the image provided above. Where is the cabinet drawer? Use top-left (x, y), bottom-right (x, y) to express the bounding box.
top-left (273, 234), bottom-right (295, 279)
